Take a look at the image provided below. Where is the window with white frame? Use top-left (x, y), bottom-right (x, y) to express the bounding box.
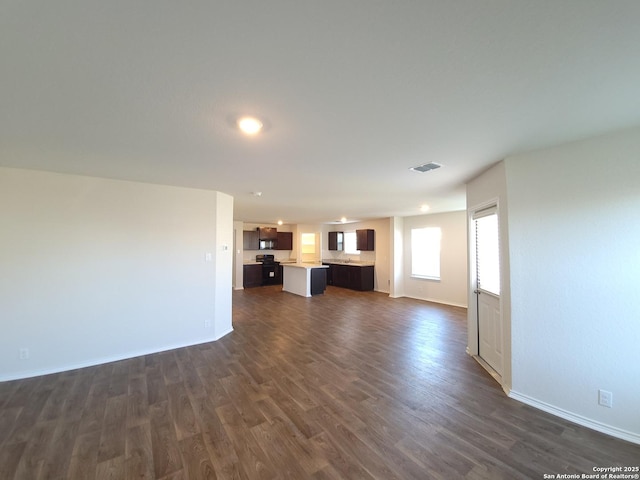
top-left (411, 227), bottom-right (441, 279)
top-left (344, 231), bottom-right (360, 255)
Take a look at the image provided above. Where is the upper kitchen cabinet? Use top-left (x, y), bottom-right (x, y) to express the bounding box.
top-left (243, 230), bottom-right (259, 250)
top-left (356, 229), bottom-right (375, 251)
top-left (328, 231), bottom-right (344, 251)
top-left (258, 227), bottom-right (277, 240)
top-left (276, 231), bottom-right (293, 250)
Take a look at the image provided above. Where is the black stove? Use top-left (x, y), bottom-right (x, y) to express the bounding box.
top-left (256, 254), bottom-right (277, 264)
top-left (256, 254), bottom-right (281, 285)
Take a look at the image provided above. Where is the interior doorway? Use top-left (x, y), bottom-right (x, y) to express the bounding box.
top-left (473, 206), bottom-right (503, 376)
top-left (300, 232), bottom-right (321, 263)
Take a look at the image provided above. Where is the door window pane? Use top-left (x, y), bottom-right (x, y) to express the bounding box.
top-left (475, 213), bottom-right (500, 295)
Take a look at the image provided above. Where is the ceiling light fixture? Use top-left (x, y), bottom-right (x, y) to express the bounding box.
top-left (251, 191), bottom-right (262, 197)
top-left (340, 217), bottom-right (347, 223)
top-left (420, 204), bottom-right (430, 212)
top-left (277, 220), bottom-right (283, 226)
top-left (238, 116), bottom-right (263, 135)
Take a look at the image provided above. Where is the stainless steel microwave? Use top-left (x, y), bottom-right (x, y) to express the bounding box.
top-left (259, 239), bottom-right (276, 250)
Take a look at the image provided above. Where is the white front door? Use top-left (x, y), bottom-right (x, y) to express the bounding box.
top-left (478, 290), bottom-right (502, 375)
top-left (474, 207), bottom-right (503, 376)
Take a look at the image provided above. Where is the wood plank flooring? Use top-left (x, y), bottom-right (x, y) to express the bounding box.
top-left (1, 286), bottom-right (638, 479)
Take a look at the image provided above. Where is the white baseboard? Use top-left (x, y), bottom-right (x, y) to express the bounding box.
top-left (509, 390), bottom-right (640, 446)
top-left (402, 294), bottom-right (468, 309)
top-left (214, 327), bottom-right (234, 341)
top-left (0, 334), bottom-right (232, 382)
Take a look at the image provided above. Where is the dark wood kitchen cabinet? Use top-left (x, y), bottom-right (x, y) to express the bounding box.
top-left (243, 264), bottom-right (262, 288)
top-left (258, 227), bottom-right (278, 240)
top-left (326, 264), bottom-right (374, 291)
top-left (243, 230), bottom-right (259, 250)
top-left (323, 263), bottom-right (333, 285)
top-left (356, 229), bottom-right (375, 251)
top-left (332, 264), bottom-right (350, 288)
top-left (276, 231), bottom-right (293, 250)
top-left (311, 268), bottom-right (327, 295)
top-left (328, 231), bottom-right (344, 251)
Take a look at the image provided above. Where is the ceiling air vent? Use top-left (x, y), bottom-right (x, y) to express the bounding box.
top-left (410, 162), bottom-right (442, 173)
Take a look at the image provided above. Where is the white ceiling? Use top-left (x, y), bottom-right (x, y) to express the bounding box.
top-left (2, 1), bottom-right (640, 224)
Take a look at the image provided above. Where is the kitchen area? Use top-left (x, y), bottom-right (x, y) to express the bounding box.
top-left (237, 222), bottom-right (383, 297)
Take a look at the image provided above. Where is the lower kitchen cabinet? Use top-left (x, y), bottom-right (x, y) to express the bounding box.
top-left (324, 263), bottom-right (333, 285)
top-left (310, 268), bottom-right (327, 295)
top-left (323, 263), bottom-right (374, 291)
top-left (243, 264), bottom-right (262, 288)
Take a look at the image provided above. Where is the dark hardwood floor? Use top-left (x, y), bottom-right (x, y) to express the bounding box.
top-left (1, 286), bottom-right (638, 479)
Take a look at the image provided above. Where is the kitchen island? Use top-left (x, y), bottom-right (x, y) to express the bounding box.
top-left (282, 263), bottom-right (329, 297)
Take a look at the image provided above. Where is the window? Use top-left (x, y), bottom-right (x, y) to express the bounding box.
top-left (474, 210), bottom-right (500, 295)
top-left (344, 231), bottom-right (360, 255)
top-left (411, 227), bottom-right (441, 279)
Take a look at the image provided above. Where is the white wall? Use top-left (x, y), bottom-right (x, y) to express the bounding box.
top-left (402, 211), bottom-right (468, 307)
top-left (0, 168), bottom-right (233, 381)
top-left (389, 217), bottom-right (404, 298)
top-left (505, 127), bottom-right (640, 443)
top-left (213, 192), bottom-right (234, 337)
top-left (233, 220), bottom-right (244, 290)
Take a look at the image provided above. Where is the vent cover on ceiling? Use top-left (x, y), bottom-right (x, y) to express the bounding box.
top-left (410, 162), bottom-right (442, 173)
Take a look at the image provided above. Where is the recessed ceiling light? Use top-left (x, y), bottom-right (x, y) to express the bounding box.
top-left (277, 220), bottom-right (283, 225)
top-left (251, 191), bottom-right (262, 197)
top-left (238, 116), bottom-right (263, 135)
top-left (420, 204), bottom-right (430, 212)
top-left (340, 217), bottom-right (347, 223)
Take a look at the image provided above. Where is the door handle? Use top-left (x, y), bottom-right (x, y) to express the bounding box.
top-left (474, 289), bottom-right (481, 294)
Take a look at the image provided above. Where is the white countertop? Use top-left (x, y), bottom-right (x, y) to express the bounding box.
top-left (282, 262), bottom-right (329, 269)
top-left (244, 259), bottom-right (296, 265)
top-left (321, 260), bottom-right (375, 267)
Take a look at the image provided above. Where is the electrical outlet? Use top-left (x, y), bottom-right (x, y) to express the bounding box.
top-left (598, 389), bottom-right (613, 408)
top-left (19, 348), bottom-right (29, 360)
